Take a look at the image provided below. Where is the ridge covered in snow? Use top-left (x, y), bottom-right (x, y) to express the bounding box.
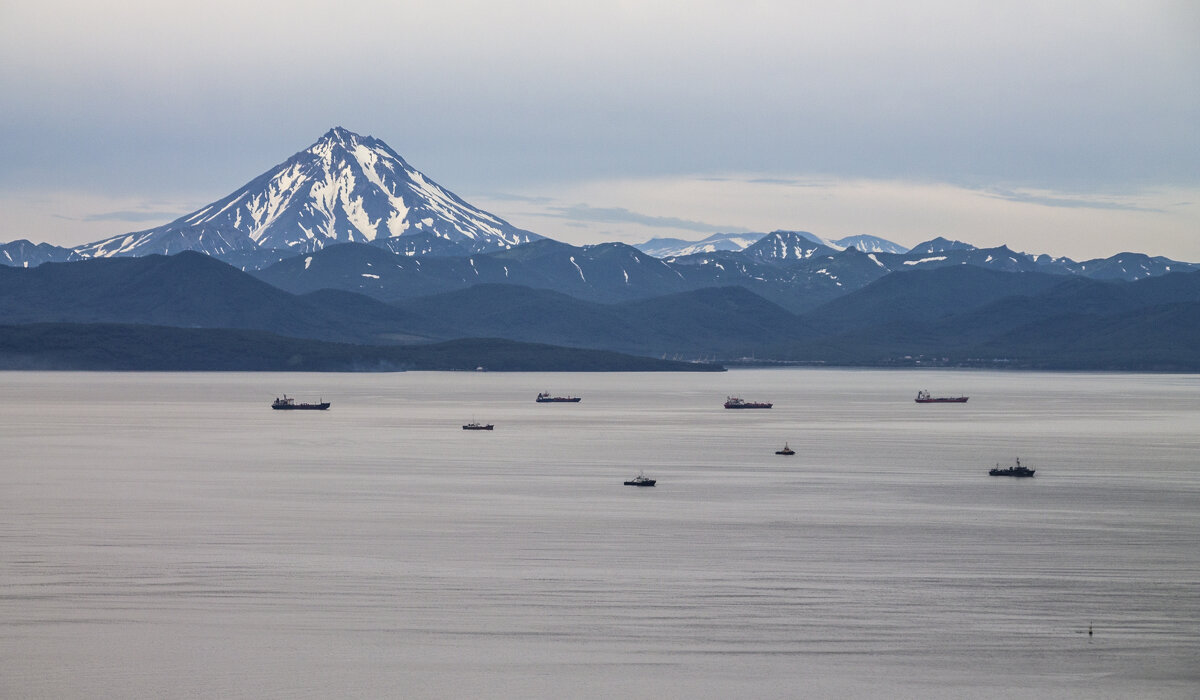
top-left (637, 230), bottom-right (910, 257)
top-left (833, 234), bottom-right (909, 255)
top-left (74, 127), bottom-right (541, 261)
top-left (635, 232), bottom-right (767, 257)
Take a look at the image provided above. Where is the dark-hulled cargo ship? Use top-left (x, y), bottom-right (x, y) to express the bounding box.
top-left (915, 390), bottom-right (968, 403)
top-left (989, 458), bottom-right (1035, 477)
top-left (724, 396), bottom-right (772, 409)
top-left (536, 392), bottom-right (581, 403)
top-left (272, 395), bottom-right (330, 410)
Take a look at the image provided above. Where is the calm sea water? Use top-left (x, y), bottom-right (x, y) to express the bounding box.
top-left (1, 369), bottom-right (1198, 699)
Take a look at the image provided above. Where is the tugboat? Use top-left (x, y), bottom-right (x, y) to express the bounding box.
top-left (462, 420), bottom-right (494, 431)
top-left (271, 395), bottom-right (330, 410)
top-left (915, 390), bottom-right (968, 403)
top-left (536, 392), bottom-right (582, 403)
top-left (775, 442), bottom-right (795, 456)
top-left (724, 396), bottom-right (773, 409)
top-left (624, 472), bottom-right (656, 487)
top-left (989, 458), bottom-right (1035, 477)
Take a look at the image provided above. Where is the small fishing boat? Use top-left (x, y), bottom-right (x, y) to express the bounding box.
top-left (775, 442), bottom-right (795, 455)
top-left (462, 421), bottom-right (494, 431)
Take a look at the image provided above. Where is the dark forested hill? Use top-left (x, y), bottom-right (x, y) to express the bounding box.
top-left (0, 324), bottom-right (723, 372)
top-left (0, 251), bottom-right (446, 345)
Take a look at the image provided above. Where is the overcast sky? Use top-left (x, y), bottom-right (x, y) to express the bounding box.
top-left (1, 0), bottom-right (1197, 260)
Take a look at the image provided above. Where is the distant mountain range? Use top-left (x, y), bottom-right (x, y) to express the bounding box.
top-left (2, 126), bottom-right (1198, 371)
top-left (3, 126), bottom-right (1194, 285)
top-left (244, 230), bottom-right (1200, 315)
top-left (3, 251), bottom-right (1199, 370)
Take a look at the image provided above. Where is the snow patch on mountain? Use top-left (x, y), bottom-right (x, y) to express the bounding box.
top-left (569, 256), bottom-right (586, 281)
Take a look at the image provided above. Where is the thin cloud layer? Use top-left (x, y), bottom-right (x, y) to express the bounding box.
top-left (543, 204), bottom-right (750, 234)
top-left (978, 188), bottom-right (1162, 213)
top-left (472, 176), bottom-right (1200, 261)
top-left (80, 210), bottom-right (187, 223)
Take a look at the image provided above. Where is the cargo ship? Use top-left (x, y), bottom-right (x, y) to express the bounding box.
top-left (915, 390), bottom-right (968, 403)
top-left (989, 458), bottom-right (1035, 477)
top-left (624, 472), bottom-right (656, 487)
top-left (536, 392), bottom-right (581, 403)
top-left (462, 421), bottom-right (494, 431)
top-left (724, 396), bottom-right (772, 409)
top-left (271, 395), bottom-right (330, 410)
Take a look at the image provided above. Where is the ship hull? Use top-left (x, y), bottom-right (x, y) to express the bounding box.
top-left (272, 403), bottom-right (330, 410)
top-left (915, 397), bottom-right (968, 403)
top-left (536, 397), bottom-right (581, 403)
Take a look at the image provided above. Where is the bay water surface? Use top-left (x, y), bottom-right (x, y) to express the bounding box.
top-left (2, 369), bottom-right (1198, 698)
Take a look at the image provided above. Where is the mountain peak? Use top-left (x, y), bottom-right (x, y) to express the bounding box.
top-left (766, 230), bottom-right (841, 249)
top-left (315, 126), bottom-right (366, 149)
top-left (73, 128), bottom-right (542, 264)
top-left (913, 237), bottom-right (976, 254)
top-left (833, 234), bottom-right (909, 254)
top-left (323, 125), bottom-right (356, 138)
top-left (744, 230), bottom-right (838, 262)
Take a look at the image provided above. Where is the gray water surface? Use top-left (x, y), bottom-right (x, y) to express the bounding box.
top-left (2, 369), bottom-right (1198, 698)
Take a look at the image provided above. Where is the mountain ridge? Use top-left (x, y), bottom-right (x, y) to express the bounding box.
top-left (5, 251), bottom-right (1200, 370)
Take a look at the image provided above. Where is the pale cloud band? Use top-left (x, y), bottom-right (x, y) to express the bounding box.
top-left (977, 187), bottom-right (1164, 213)
top-left (4, 175), bottom-right (1196, 262)
top-left (540, 204), bottom-right (750, 235)
top-left (473, 176), bottom-right (1200, 261)
top-left (0, 193), bottom-right (200, 247)
top-left (79, 210), bottom-right (187, 223)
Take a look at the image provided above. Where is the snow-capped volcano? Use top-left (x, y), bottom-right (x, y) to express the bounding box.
top-left (75, 127), bottom-right (540, 261)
